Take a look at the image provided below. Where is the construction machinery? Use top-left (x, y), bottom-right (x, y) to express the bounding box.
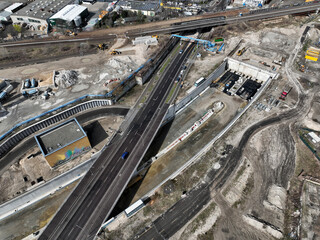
top-left (152, 35), bottom-right (159, 39)
top-left (279, 86), bottom-right (292, 100)
top-left (259, 61), bottom-right (271, 67)
top-left (98, 43), bottom-right (108, 51)
top-left (110, 49), bottom-right (122, 55)
top-left (65, 30), bottom-right (77, 36)
top-left (237, 47), bottom-right (247, 56)
top-left (299, 64), bottom-right (305, 72)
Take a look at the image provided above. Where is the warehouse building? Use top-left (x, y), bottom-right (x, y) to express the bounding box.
top-left (35, 118), bottom-right (91, 168)
top-left (118, 1), bottom-right (160, 16)
top-left (0, 3), bottom-right (24, 22)
top-left (11, 0), bottom-right (76, 33)
top-left (49, 4), bottom-right (89, 29)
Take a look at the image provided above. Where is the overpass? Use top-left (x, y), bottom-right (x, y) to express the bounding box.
top-left (1, 3), bottom-right (319, 49)
top-left (39, 39), bottom-right (195, 240)
top-left (129, 3), bottom-right (320, 35)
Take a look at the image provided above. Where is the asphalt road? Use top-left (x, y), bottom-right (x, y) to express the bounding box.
top-left (133, 93), bottom-right (307, 239)
top-left (40, 41), bottom-right (195, 240)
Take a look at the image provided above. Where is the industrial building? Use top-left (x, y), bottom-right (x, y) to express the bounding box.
top-left (10, 0), bottom-right (76, 32)
top-left (118, 1), bottom-right (160, 16)
top-left (49, 4), bottom-right (89, 29)
top-left (0, 3), bottom-right (24, 22)
top-left (35, 118), bottom-right (91, 168)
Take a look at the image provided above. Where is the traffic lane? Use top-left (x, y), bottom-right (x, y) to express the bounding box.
top-left (156, 185), bottom-right (210, 237)
top-left (57, 53), bottom-right (182, 238)
top-left (134, 226), bottom-right (164, 240)
top-left (77, 45), bottom-right (195, 236)
top-left (45, 41), bottom-right (193, 239)
top-left (39, 134), bottom-right (126, 240)
top-left (135, 184), bottom-right (211, 240)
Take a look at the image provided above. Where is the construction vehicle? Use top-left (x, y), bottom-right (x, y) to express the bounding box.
top-left (259, 61), bottom-right (271, 67)
top-left (300, 64), bottom-right (305, 72)
top-left (65, 30), bottom-right (77, 36)
top-left (98, 43), bottom-right (108, 51)
top-left (152, 35), bottom-right (159, 39)
top-left (237, 47), bottom-right (247, 56)
top-left (110, 49), bottom-right (121, 55)
top-left (279, 87), bottom-right (292, 100)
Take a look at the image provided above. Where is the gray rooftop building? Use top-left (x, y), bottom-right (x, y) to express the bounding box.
top-left (118, 1), bottom-right (160, 16)
top-left (35, 118), bottom-right (91, 167)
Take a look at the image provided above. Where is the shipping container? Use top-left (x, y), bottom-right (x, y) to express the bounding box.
top-left (3, 84), bottom-right (13, 94)
top-left (31, 78), bottom-right (38, 88)
top-left (0, 91), bottom-right (6, 100)
top-left (24, 79), bottom-right (31, 88)
top-left (0, 80), bottom-right (6, 91)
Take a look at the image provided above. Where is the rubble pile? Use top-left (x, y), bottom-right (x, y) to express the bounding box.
top-left (55, 70), bottom-right (79, 88)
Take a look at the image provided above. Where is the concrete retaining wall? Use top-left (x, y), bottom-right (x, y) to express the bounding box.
top-left (227, 57), bottom-right (276, 82)
top-left (163, 60), bottom-right (227, 124)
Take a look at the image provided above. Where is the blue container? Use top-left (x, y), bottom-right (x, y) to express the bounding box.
top-left (31, 78), bottom-right (37, 88)
top-left (0, 91), bottom-right (7, 100)
top-left (27, 89), bottom-right (38, 95)
top-left (24, 79), bottom-right (31, 88)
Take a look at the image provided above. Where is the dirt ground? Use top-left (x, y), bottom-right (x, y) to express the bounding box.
top-left (0, 38), bottom-right (160, 135)
top-left (301, 181), bottom-right (320, 240)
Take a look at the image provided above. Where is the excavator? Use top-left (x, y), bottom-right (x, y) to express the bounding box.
top-left (65, 30), bottom-right (77, 36)
top-left (110, 49), bottom-right (122, 55)
top-left (237, 47), bottom-right (247, 56)
top-left (98, 43), bottom-right (108, 51)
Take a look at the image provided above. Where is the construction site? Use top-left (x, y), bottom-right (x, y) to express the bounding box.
top-left (0, 5), bottom-right (319, 240)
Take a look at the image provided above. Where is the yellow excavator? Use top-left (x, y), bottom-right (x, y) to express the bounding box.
top-left (98, 43), bottom-right (108, 51)
top-left (110, 49), bottom-right (122, 55)
top-left (65, 30), bottom-right (77, 36)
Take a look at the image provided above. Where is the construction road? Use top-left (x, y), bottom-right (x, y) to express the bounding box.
top-left (39, 40), bottom-right (195, 240)
top-left (134, 91), bottom-right (308, 239)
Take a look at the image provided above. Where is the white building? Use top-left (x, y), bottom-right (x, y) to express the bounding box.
top-left (49, 4), bottom-right (88, 29)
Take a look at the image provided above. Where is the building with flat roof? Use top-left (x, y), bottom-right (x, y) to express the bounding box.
top-left (11, 0), bottom-right (76, 32)
top-left (35, 118), bottom-right (91, 167)
top-left (118, 1), bottom-right (160, 16)
top-left (0, 3), bottom-right (24, 22)
top-left (49, 4), bottom-right (89, 29)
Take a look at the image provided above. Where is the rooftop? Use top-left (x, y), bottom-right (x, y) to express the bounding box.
top-left (12, 0), bottom-right (74, 20)
top-left (35, 118), bottom-right (86, 156)
top-left (5, 3), bottom-right (24, 13)
top-left (131, 2), bottom-right (159, 11)
top-left (118, 1), bottom-right (160, 11)
top-left (50, 4), bottom-right (87, 21)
